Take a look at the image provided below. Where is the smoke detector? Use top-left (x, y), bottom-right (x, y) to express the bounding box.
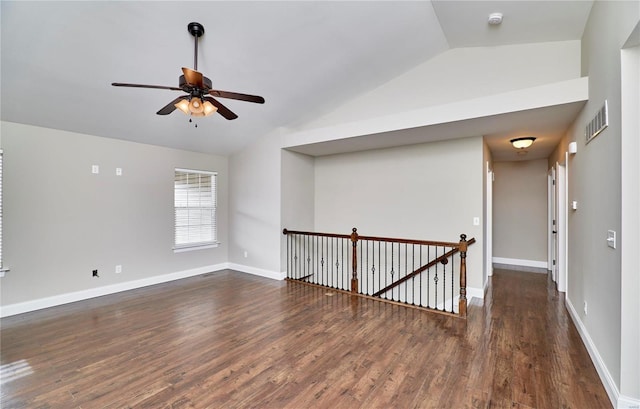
top-left (488, 12), bottom-right (503, 25)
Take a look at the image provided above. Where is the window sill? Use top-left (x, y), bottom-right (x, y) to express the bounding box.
top-left (173, 242), bottom-right (219, 253)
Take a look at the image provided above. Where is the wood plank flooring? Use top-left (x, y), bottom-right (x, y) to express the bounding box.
top-left (0, 268), bottom-right (611, 408)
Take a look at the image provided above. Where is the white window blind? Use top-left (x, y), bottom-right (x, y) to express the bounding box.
top-left (174, 168), bottom-right (217, 250)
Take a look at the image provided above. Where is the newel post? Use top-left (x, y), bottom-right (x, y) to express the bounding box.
top-left (351, 228), bottom-right (359, 293)
top-left (458, 234), bottom-right (468, 317)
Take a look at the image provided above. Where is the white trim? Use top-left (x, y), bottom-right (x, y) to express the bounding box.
top-left (467, 286), bottom-right (484, 300)
top-left (229, 263), bottom-right (286, 281)
top-left (0, 263), bottom-right (287, 318)
top-left (566, 296), bottom-right (622, 409)
top-left (0, 263), bottom-right (229, 318)
top-left (173, 242), bottom-right (219, 253)
top-left (175, 168), bottom-right (217, 176)
top-left (618, 396), bottom-right (640, 409)
top-left (492, 257), bottom-right (547, 269)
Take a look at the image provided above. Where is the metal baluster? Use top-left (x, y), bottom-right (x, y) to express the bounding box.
top-left (320, 236), bottom-right (325, 285)
top-left (451, 249), bottom-right (455, 312)
top-left (336, 237), bottom-right (340, 289)
top-left (411, 244), bottom-right (415, 305)
top-left (390, 242), bottom-right (394, 301)
top-left (427, 245), bottom-right (430, 308)
top-left (378, 241), bottom-right (381, 296)
top-left (286, 233), bottom-right (290, 279)
top-left (434, 246), bottom-right (439, 310)
top-left (443, 246), bottom-right (446, 312)
top-left (419, 244), bottom-right (423, 307)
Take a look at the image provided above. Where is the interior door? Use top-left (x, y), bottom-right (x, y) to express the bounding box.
top-left (549, 168), bottom-right (557, 283)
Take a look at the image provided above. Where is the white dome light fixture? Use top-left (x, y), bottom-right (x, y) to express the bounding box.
top-left (510, 137), bottom-right (536, 149)
top-left (488, 12), bottom-right (503, 25)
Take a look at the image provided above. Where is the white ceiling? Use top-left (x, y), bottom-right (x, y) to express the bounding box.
top-left (1, 1), bottom-right (594, 158)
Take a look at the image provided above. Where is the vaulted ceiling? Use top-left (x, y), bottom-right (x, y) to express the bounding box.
top-left (1, 1), bottom-right (593, 158)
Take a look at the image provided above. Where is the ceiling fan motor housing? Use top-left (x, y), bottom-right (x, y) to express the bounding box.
top-left (179, 75), bottom-right (212, 94)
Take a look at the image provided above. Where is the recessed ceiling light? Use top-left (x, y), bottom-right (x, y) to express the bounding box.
top-left (488, 12), bottom-right (503, 25)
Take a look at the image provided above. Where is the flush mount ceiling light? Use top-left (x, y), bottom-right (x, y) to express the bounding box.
top-left (510, 137), bottom-right (536, 149)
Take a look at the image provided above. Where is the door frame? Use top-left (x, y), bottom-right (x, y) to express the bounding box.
top-left (555, 159), bottom-right (568, 293)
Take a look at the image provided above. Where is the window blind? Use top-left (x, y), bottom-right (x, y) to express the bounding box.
top-left (174, 169), bottom-right (217, 248)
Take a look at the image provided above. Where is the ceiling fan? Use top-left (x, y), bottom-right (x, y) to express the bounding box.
top-left (112, 22), bottom-right (264, 121)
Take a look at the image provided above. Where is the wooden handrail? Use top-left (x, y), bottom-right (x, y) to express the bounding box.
top-left (283, 228), bottom-right (462, 248)
top-left (282, 229), bottom-right (351, 240)
top-left (372, 237), bottom-right (476, 297)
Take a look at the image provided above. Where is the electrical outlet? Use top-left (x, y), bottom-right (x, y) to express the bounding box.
top-left (584, 301), bottom-right (588, 315)
top-left (92, 269), bottom-right (99, 277)
top-left (91, 165), bottom-right (99, 174)
top-left (244, 251), bottom-right (248, 258)
top-left (115, 265), bottom-right (122, 274)
top-left (116, 168), bottom-right (122, 176)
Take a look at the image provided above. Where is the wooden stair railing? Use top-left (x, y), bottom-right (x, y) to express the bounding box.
top-left (372, 237), bottom-right (476, 297)
top-left (283, 228), bottom-right (475, 317)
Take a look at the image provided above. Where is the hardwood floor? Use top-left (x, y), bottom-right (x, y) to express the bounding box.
top-left (0, 269), bottom-right (611, 408)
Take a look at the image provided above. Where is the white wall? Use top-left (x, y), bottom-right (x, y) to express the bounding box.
top-left (0, 121), bottom-right (228, 307)
top-left (620, 39), bottom-right (640, 403)
top-left (314, 137), bottom-right (484, 292)
top-left (548, 1), bottom-right (640, 406)
top-left (281, 149), bottom-right (315, 268)
top-left (228, 130), bottom-right (282, 273)
top-left (492, 159), bottom-right (548, 264)
top-left (301, 41), bottom-right (581, 130)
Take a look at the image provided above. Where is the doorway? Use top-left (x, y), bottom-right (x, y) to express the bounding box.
top-left (548, 159), bottom-right (568, 293)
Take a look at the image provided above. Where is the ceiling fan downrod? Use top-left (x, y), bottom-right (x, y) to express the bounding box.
top-left (187, 22), bottom-right (205, 71)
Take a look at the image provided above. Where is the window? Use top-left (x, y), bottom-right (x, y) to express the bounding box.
top-left (174, 168), bottom-right (217, 251)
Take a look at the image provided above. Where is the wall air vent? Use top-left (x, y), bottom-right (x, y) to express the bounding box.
top-left (586, 100), bottom-right (608, 144)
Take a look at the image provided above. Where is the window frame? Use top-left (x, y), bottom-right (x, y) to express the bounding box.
top-left (173, 168), bottom-right (218, 253)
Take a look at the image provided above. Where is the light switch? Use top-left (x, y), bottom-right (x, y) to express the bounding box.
top-left (116, 168), bottom-right (122, 176)
top-left (572, 201), bottom-right (578, 210)
top-left (607, 230), bottom-right (616, 249)
top-left (473, 217), bottom-right (480, 226)
top-left (91, 165), bottom-right (99, 174)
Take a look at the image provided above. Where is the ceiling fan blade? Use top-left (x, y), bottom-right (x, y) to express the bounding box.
top-left (112, 82), bottom-right (182, 91)
top-left (157, 96), bottom-right (188, 115)
top-left (182, 67), bottom-right (203, 88)
top-left (209, 90), bottom-right (265, 104)
top-left (204, 97), bottom-right (238, 120)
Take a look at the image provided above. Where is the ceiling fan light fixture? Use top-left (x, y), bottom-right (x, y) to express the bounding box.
top-left (174, 99), bottom-right (190, 115)
top-left (510, 137), bottom-right (536, 149)
top-left (203, 100), bottom-right (218, 116)
top-left (189, 97), bottom-right (204, 114)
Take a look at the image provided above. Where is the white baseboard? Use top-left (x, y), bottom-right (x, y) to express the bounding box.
top-left (618, 396), bottom-right (640, 409)
top-left (0, 263), bottom-right (229, 318)
top-left (565, 296), bottom-right (635, 409)
top-left (467, 286), bottom-right (484, 300)
top-left (492, 257), bottom-right (547, 269)
top-left (227, 263), bottom-right (286, 281)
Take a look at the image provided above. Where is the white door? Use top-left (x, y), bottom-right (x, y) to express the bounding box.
top-left (549, 168), bottom-right (557, 283)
